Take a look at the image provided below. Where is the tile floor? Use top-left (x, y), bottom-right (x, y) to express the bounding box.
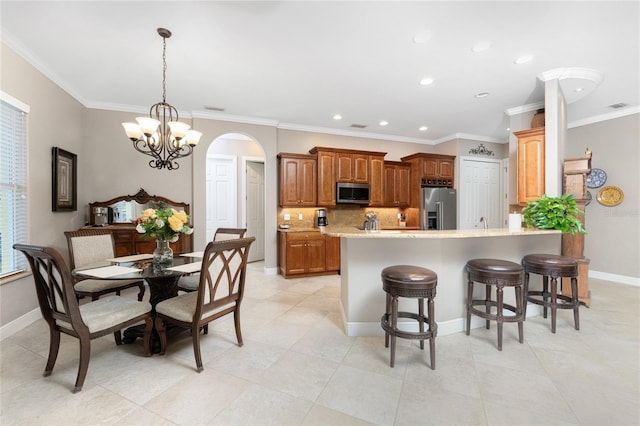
top-left (1, 262), bottom-right (639, 425)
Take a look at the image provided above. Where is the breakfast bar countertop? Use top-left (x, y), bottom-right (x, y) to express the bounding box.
top-left (321, 226), bottom-right (560, 239)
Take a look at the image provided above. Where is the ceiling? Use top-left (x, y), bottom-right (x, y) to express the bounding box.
top-left (1, 1), bottom-right (638, 144)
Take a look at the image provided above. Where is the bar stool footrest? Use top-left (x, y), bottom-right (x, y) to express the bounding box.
top-left (469, 300), bottom-right (522, 323)
top-left (381, 312), bottom-right (437, 341)
top-left (527, 291), bottom-right (579, 309)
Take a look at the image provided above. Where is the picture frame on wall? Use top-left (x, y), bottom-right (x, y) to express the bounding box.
top-left (52, 147), bottom-right (77, 211)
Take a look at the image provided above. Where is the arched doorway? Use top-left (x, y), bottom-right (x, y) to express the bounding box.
top-left (206, 133), bottom-right (265, 262)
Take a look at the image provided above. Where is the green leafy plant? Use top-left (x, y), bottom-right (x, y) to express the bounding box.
top-left (522, 194), bottom-right (586, 235)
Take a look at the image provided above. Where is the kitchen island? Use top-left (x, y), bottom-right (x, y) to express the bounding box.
top-left (321, 227), bottom-right (561, 337)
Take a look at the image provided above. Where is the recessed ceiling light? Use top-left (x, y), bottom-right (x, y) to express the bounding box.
top-left (514, 55), bottom-right (533, 65)
top-left (419, 77), bottom-right (434, 86)
top-left (333, 114), bottom-right (342, 120)
top-left (475, 92), bottom-right (490, 98)
top-left (573, 87), bottom-right (584, 93)
top-left (419, 126), bottom-right (428, 131)
top-left (506, 127), bottom-right (511, 131)
top-left (412, 30), bottom-right (431, 44)
top-left (379, 121), bottom-right (389, 126)
top-left (471, 40), bottom-right (492, 53)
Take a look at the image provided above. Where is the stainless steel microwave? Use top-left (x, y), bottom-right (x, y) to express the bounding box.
top-left (336, 182), bottom-right (370, 204)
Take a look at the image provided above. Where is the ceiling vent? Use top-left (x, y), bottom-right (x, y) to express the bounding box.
top-left (608, 103), bottom-right (627, 109)
top-left (350, 123), bottom-right (367, 129)
top-left (204, 106), bottom-right (225, 112)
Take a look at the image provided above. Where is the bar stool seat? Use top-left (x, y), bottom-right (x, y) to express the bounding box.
top-left (522, 254), bottom-right (579, 333)
top-left (465, 259), bottom-right (524, 351)
top-left (381, 265), bottom-right (437, 369)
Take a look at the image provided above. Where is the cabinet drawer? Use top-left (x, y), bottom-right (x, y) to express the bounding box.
top-left (285, 231), bottom-right (322, 241)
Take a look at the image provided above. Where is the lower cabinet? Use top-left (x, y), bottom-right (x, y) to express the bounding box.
top-left (279, 231), bottom-right (340, 278)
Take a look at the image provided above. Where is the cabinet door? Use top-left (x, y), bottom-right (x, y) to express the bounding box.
top-left (317, 151), bottom-right (336, 206)
top-left (369, 155), bottom-right (385, 206)
top-left (396, 165), bottom-right (411, 207)
top-left (352, 154), bottom-right (369, 183)
top-left (280, 158), bottom-right (303, 206)
top-left (325, 236), bottom-right (341, 271)
top-left (306, 237), bottom-right (326, 273)
top-left (298, 158), bottom-right (317, 205)
top-left (423, 159), bottom-right (438, 177)
top-left (438, 160), bottom-right (454, 179)
top-left (336, 153), bottom-right (353, 182)
top-left (285, 238), bottom-right (307, 275)
top-left (517, 131), bottom-right (545, 205)
top-left (383, 164), bottom-right (397, 206)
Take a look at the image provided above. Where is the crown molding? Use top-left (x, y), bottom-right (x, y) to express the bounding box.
top-left (568, 105), bottom-right (640, 129)
top-left (276, 122), bottom-right (433, 145)
top-left (504, 101), bottom-right (545, 116)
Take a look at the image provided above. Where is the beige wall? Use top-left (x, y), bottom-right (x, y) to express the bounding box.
top-left (566, 113), bottom-right (640, 278)
top-left (0, 43), bottom-right (86, 325)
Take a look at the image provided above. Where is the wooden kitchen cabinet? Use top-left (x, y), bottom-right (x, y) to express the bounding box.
top-left (383, 161), bottom-right (411, 207)
top-left (336, 152), bottom-right (369, 183)
top-left (514, 127), bottom-right (545, 206)
top-left (278, 153), bottom-right (317, 207)
top-left (368, 155), bottom-right (385, 206)
top-left (316, 150), bottom-right (336, 206)
top-left (279, 231), bottom-right (337, 278)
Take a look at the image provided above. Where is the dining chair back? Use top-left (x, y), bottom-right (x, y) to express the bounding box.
top-left (177, 227), bottom-right (247, 293)
top-left (155, 237), bottom-right (255, 371)
top-left (13, 243), bottom-right (153, 393)
top-left (65, 229), bottom-right (145, 301)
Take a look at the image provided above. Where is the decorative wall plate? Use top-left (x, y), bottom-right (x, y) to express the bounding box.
top-left (596, 185), bottom-right (624, 207)
top-left (585, 190), bottom-right (592, 206)
top-left (586, 168), bottom-right (607, 188)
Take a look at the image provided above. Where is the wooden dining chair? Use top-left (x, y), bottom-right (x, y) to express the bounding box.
top-left (154, 237), bottom-right (255, 371)
top-left (65, 229), bottom-right (145, 301)
top-left (177, 227), bottom-right (247, 293)
top-left (13, 244), bottom-right (153, 393)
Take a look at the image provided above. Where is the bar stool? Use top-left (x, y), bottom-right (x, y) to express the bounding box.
top-left (380, 265), bottom-right (437, 369)
top-left (465, 259), bottom-right (524, 351)
top-left (522, 254), bottom-right (579, 333)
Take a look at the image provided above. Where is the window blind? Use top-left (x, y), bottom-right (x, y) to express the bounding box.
top-left (0, 92), bottom-right (29, 278)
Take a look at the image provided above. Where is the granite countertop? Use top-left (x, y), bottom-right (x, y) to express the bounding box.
top-left (321, 226), bottom-right (560, 239)
top-left (277, 227), bottom-right (321, 233)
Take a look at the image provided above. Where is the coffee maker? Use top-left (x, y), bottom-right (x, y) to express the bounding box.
top-left (316, 209), bottom-right (328, 227)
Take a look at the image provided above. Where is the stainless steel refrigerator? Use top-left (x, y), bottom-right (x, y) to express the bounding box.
top-left (420, 187), bottom-right (457, 230)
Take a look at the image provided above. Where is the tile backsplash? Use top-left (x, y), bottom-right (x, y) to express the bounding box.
top-left (277, 205), bottom-right (408, 229)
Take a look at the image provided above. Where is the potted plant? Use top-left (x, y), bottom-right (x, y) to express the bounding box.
top-left (522, 194), bottom-right (586, 235)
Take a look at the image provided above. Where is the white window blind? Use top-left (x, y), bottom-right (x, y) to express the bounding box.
top-left (1, 92), bottom-right (29, 278)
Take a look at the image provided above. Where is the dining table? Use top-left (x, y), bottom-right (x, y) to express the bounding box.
top-left (72, 252), bottom-right (203, 350)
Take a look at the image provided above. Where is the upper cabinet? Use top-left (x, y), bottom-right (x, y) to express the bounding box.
top-left (278, 153), bottom-right (317, 207)
top-left (309, 147), bottom-right (387, 206)
top-left (336, 152), bottom-right (369, 183)
top-left (383, 161), bottom-right (411, 207)
top-left (401, 153), bottom-right (456, 207)
top-left (514, 127), bottom-right (545, 206)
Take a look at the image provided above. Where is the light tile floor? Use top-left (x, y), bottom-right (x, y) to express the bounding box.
top-left (1, 262), bottom-right (639, 425)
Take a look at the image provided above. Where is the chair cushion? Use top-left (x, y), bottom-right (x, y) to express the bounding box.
top-left (155, 292), bottom-right (235, 323)
top-left (178, 274), bottom-right (200, 291)
top-left (74, 278), bottom-right (142, 293)
top-left (522, 254), bottom-right (578, 267)
top-left (381, 265), bottom-right (437, 283)
top-left (78, 296), bottom-right (150, 333)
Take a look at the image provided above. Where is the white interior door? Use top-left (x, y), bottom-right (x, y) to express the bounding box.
top-left (245, 160), bottom-right (265, 262)
top-left (206, 155), bottom-right (237, 241)
top-left (459, 156), bottom-right (503, 230)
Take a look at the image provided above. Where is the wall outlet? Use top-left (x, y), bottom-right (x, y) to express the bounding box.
top-left (298, 213), bottom-right (303, 220)
top-left (283, 213), bottom-right (291, 221)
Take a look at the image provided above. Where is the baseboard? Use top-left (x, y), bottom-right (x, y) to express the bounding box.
top-left (0, 308), bottom-right (41, 341)
top-left (264, 266), bottom-right (278, 276)
top-left (589, 270), bottom-right (640, 286)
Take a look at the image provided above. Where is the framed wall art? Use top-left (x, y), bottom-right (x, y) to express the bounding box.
top-left (52, 147), bottom-right (77, 211)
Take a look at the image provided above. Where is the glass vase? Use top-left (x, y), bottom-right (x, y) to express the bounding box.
top-left (153, 239), bottom-right (173, 266)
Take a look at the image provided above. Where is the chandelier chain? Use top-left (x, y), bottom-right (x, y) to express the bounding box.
top-left (161, 36), bottom-right (167, 104)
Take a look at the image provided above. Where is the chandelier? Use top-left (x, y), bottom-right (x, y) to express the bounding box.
top-left (122, 28), bottom-right (202, 170)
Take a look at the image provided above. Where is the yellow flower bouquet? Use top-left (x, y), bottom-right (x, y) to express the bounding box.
top-left (135, 207), bottom-right (193, 242)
